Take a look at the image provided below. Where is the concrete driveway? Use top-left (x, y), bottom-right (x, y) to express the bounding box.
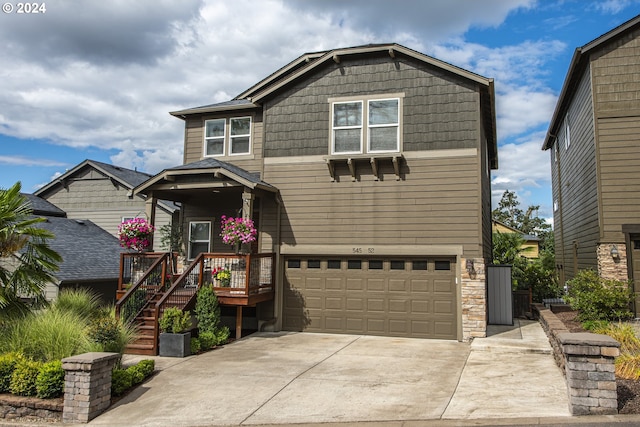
top-left (86, 320), bottom-right (571, 426)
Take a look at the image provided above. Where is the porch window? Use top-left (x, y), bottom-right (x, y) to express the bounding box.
top-left (188, 221), bottom-right (211, 260)
top-left (230, 117), bottom-right (251, 155)
top-left (205, 119), bottom-right (225, 156)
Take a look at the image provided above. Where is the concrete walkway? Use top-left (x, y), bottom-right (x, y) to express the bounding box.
top-left (75, 319), bottom-right (578, 426)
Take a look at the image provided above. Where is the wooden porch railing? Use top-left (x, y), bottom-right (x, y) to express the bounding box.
top-left (115, 252), bottom-right (172, 324)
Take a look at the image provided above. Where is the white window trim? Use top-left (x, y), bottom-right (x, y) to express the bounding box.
top-left (188, 221), bottom-right (211, 260)
top-left (331, 100), bottom-right (363, 155)
top-left (204, 119), bottom-right (226, 157)
top-left (564, 115), bottom-right (571, 150)
top-left (367, 97), bottom-right (400, 154)
top-left (229, 116), bottom-right (252, 156)
top-left (329, 94), bottom-right (403, 155)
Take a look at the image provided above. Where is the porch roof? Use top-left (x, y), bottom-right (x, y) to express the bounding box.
top-left (133, 158), bottom-right (278, 199)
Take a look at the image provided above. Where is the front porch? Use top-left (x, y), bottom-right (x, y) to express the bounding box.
top-left (116, 251), bottom-right (275, 355)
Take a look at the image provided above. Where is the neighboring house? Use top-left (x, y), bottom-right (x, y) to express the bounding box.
top-left (34, 159), bottom-right (179, 251)
top-left (136, 43), bottom-right (497, 341)
top-left (542, 15), bottom-right (640, 308)
top-left (491, 220), bottom-right (540, 259)
top-left (22, 194), bottom-right (126, 303)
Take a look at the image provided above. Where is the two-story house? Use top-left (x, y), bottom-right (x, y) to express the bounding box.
top-left (135, 43), bottom-right (497, 341)
top-left (34, 159), bottom-right (179, 251)
top-left (542, 15), bottom-right (640, 312)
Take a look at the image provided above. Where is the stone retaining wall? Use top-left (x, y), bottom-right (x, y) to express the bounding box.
top-left (0, 394), bottom-right (62, 422)
top-left (533, 304), bottom-right (620, 415)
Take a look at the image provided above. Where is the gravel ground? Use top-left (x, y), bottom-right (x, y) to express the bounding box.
top-left (553, 310), bottom-right (640, 414)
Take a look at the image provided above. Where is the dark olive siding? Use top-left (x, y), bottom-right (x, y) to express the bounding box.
top-left (263, 55), bottom-right (480, 158)
top-left (555, 66), bottom-right (598, 279)
top-left (593, 27), bottom-right (640, 243)
top-left (262, 154), bottom-right (483, 256)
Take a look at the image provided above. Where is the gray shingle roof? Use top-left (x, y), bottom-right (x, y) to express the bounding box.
top-left (35, 216), bottom-right (126, 283)
top-left (22, 193), bottom-right (66, 217)
top-left (169, 158), bottom-right (275, 189)
top-left (88, 160), bottom-right (153, 188)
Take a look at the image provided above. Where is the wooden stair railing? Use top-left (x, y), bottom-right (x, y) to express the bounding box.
top-left (116, 253), bottom-right (172, 356)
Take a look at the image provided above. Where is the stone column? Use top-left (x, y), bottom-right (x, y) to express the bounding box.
top-left (61, 352), bottom-right (120, 423)
top-left (559, 333), bottom-right (620, 415)
top-left (461, 257), bottom-right (486, 341)
top-left (597, 243), bottom-right (627, 281)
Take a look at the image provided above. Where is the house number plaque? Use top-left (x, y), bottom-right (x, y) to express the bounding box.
top-left (352, 247), bottom-right (375, 254)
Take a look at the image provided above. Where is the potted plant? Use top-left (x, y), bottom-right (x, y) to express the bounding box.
top-left (118, 217), bottom-right (155, 252)
top-left (220, 215), bottom-right (257, 253)
top-left (212, 266), bottom-right (231, 287)
top-left (158, 307), bottom-right (192, 357)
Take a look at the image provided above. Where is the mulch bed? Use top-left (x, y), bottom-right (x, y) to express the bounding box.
top-left (553, 310), bottom-right (640, 414)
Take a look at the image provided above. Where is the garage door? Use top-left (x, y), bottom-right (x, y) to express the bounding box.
top-left (283, 257), bottom-right (457, 339)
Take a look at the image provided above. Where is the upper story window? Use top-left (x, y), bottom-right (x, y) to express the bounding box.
top-left (204, 117), bottom-right (251, 157)
top-left (331, 96), bottom-right (400, 155)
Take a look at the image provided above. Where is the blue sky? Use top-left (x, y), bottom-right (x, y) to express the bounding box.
top-left (1, 0), bottom-right (639, 221)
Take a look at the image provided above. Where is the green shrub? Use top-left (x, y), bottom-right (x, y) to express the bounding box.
top-left (198, 331), bottom-right (216, 350)
top-left (36, 360), bottom-right (64, 398)
top-left (10, 359), bottom-right (42, 396)
top-left (111, 368), bottom-right (133, 396)
top-left (190, 337), bottom-right (201, 354)
top-left (215, 326), bottom-right (230, 346)
top-left (195, 285), bottom-right (222, 334)
top-left (0, 353), bottom-right (24, 392)
top-left (159, 307), bottom-right (191, 333)
top-left (127, 365), bottom-right (145, 385)
top-left (582, 320), bottom-right (610, 331)
top-left (137, 359), bottom-right (155, 377)
top-left (565, 270), bottom-right (634, 322)
top-left (88, 315), bottom-right (121, 352)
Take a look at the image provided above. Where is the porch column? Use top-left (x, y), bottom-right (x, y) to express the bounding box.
top-left (145, 194), bottom-right (157, 250)
top-left (241, 189), bottom-right (255, 221)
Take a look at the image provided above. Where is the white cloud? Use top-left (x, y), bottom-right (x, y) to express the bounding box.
top-left (0, 155), bottom-right (68, 167)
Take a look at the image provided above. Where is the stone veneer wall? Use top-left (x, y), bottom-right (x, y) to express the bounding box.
top-left (533, 304), bottom-right (620, 415)
top-left (461, 257), bottom-right (486, 341)
top-left (0, 395), bottom-right (62, 422)
top-left (597, 243), bottom-right (628, 281)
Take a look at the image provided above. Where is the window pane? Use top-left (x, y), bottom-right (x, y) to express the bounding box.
top-left (307, 260), bottom-right (321, 269)
top-left (369, 127), bottom-right (398, 151)
top-left (333, 102), bottom-right (362, 127)
top-left (435, 260), bottom-right (451, 271)
top-left (190, 222), bottom-right (210, 241)
top-left (390, 260), bottom-right (405, 270)
top-left (231, 117), bottom-right (250, 135)
top-left (369, 100), bottom-right (398, 125)
top-left (368, 260), bottom-right (383, 270)
top-left (327, 260), bottom-right (341, 269)
top-left (347, 260), bottom-right (362, 269)
top-left (206, 139), bottom-right (224, 156)
top-left (189, 242), bottom-right (209, 258)
top-left (287, 259), bottom-right (301, 269)
top-left (334, 129), bottom-right (361, 152)
top-left (231, 136), bottom-right (250, 154)
top-left (206, 119), bottom-right (225, 138)
top-left (412, 261), bottom-right (428, 271)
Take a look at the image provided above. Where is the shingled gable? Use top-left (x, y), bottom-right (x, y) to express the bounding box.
top-left (543, 15), bottom-right (640, 150)
top-left (169, 43), bottom-right (497, 168)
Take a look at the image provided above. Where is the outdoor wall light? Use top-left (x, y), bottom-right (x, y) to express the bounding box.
top-left (610, 244), bottom-right (620, 260)
top-left (466, 259), bottom-right (475, 273)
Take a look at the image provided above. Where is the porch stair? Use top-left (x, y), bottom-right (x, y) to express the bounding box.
top-left (124, 288), bottom-right (163, 356)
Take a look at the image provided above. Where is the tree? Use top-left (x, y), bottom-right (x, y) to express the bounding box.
top-left (0, 182), bottom-right (61, 311)
top-left (492, 190), bottom-right (560, 302)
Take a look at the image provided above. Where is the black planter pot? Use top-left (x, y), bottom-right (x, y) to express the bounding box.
top-left (159, 332), bottom-right (191, 357)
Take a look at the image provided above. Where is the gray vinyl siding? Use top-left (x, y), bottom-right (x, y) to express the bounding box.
top-left (555, 66), bottom-right (598, 279)
top-left (262, 55), bottom-right (479, 157)
top-left (41, 168), bottom-right (172, 251)
top-left (480, 120), bottom-right (492, 261)
top-left (262, 155), bottom-right (483, 256)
